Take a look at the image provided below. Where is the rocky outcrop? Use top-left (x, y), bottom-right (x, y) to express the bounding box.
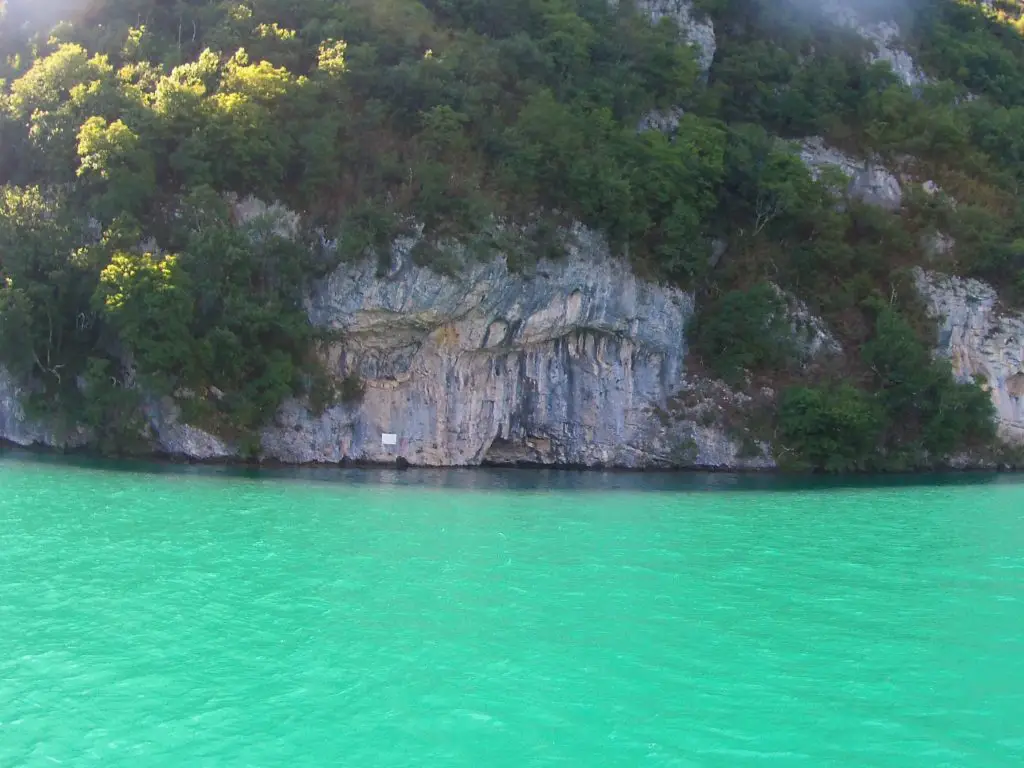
top-left (0, 368), bottom-right (89, 449)
top-left (772, 284), bottom-right (842, 360)
top-left (818, 0), bottom-right (928, 88)
top-left (914, 268), bottom-right (1024, 444)
top-left (0, 366), bottom-right (229, 457)
top-left (1, 368), bottom-right (50, 448)
top-left (921, 231), bottom-right (955, 260)
top-left (796, 137), bottom-right (903, 210)
top-left (227, 194), bottom-right (300, 239)
top-left (260, 224), bottom-right (772, 469)
top-left (5, 188), bottom-right (857, 469)
top-left (628, 0), bottom-right (716, 72)
top-left (143, 397), bottom-right (233, 460)
top-left (0, 219), bottom-right (783, 469)
top-left (637, 106), bottom-right (686, 135)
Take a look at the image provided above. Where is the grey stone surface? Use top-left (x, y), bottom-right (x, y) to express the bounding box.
top-left (261, 224), bottom-right (769, 468)
top-left (921, 231), bottom-right (955, 260)
top-left (227, 193), bottom-right (301, 239)
top-left (0, 368), bottom-right (89, 449)
top-left (772, 284), bottom-right (842, 360)
top-left (627, 0), bottom-right (716, 72)
top-left (796, 137), bottom-right (863, 180)
top-left (144, 396), bottom-right (233, 460)
top-left (0, 365), bottom-right (228, 458)
top-left (915, 268), bottom-right (1024, 444)
top-left (849, 166), bottom-right (904, 210)
top-left (0, 200), bottom-right (841, 470)
top-left (637, 107), bottom-right (686, 135)
top-left (796, 137), bottom-right (903, 210)
top-left (0, 368), bottom-right (49, 448)
top-left (818, 0), bottom-right (928, 88)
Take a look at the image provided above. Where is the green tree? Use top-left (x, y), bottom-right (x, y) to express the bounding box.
top-left (0, 187), bottom-right (95, 391)
top-left (863, 306), bottom-right (996, 462)
top-left (7, 43), bottom-right (121, 180)
top-left (777, 384), bottom-right (882, 472)
top-left (690, 284), bottom-right (797, 385)
top-left (76, 116), bottom-right (157, 220)
top-left (95, 250), bottom-right (194, 383)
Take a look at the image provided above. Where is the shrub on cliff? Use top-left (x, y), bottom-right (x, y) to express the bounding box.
top-left (776, 384), bottom-right (883, 473)
top-left (689, 283), bottom-right (797, 386)
top-left (777, 306), bottom-right (997, 472)
top-left (863, 306), bottom-right (996, 461)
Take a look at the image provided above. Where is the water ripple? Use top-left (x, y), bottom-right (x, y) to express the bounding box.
top-left (1, 458), bottom-right (1023, 766)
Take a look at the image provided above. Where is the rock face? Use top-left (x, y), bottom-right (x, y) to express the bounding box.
top-left (0, 195), bottom-right (783, 469)
top-left (0, 368), bottom-right (89, 449)
top-left (629, 0), bottom-right (716, 72)
top-left (143, 397), bottom-right (233, 460)
top-left (637, 106), bottom-right (686, 135)
top-left (260, 225), bottom-right (772, 469)
top-left (0, 223), bottom-right (784, 468)
top-left (0, 366), bottom-right (229, 457)
top-left (796, 137), bottom-right (903, 210)
top-left (772, 284), bottom-right (842, 360)
top-left (915, 268), bottom-right (1024, 444)
top-left (818, 0), bottom-right (928, 88)
top-left (0, 369), bottom-right (50, 448)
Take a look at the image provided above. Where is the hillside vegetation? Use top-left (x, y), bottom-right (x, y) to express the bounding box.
top-left (0, 0), bottom-right (1021, 468)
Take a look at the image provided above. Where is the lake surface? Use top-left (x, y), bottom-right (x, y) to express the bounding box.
top-left (2, 454), bottom-right (1023, 767)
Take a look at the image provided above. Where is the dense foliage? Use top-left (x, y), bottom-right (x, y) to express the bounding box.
top-left (0, 0), bottom-right (1017, 467)
top-left (689, 282), bottom-right (797, 386)
top-left (776, 304), bottom-right (996, 472)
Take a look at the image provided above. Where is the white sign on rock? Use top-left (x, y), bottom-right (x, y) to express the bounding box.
top-left (381, 433), bottom-right (398, 446)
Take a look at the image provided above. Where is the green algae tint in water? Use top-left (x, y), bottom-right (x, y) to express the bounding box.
top-left (2, 458), bottom-right (1024, 767)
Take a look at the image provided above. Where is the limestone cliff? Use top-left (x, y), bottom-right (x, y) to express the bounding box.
top-left (0, 223), bottom-right (782, 469)
top-left (795, 137), bottom-right (904, 211)
top-left (260, 224), bottom-right (772, 469)
top-left (6, 233), bottom-right (1019, 468)
top-left (0, 368), bottom-right (55, 449)
top-left (915, 269), bottom-right (1024, 444)
top-left (0, 369), bottom-right (89, 450)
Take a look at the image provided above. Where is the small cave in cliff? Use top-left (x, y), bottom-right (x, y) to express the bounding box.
top-left (482, 437), bottom-right (556, 467)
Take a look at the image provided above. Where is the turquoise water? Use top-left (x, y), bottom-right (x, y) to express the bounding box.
top-left (2, 455), bottom-right (1024, 766)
